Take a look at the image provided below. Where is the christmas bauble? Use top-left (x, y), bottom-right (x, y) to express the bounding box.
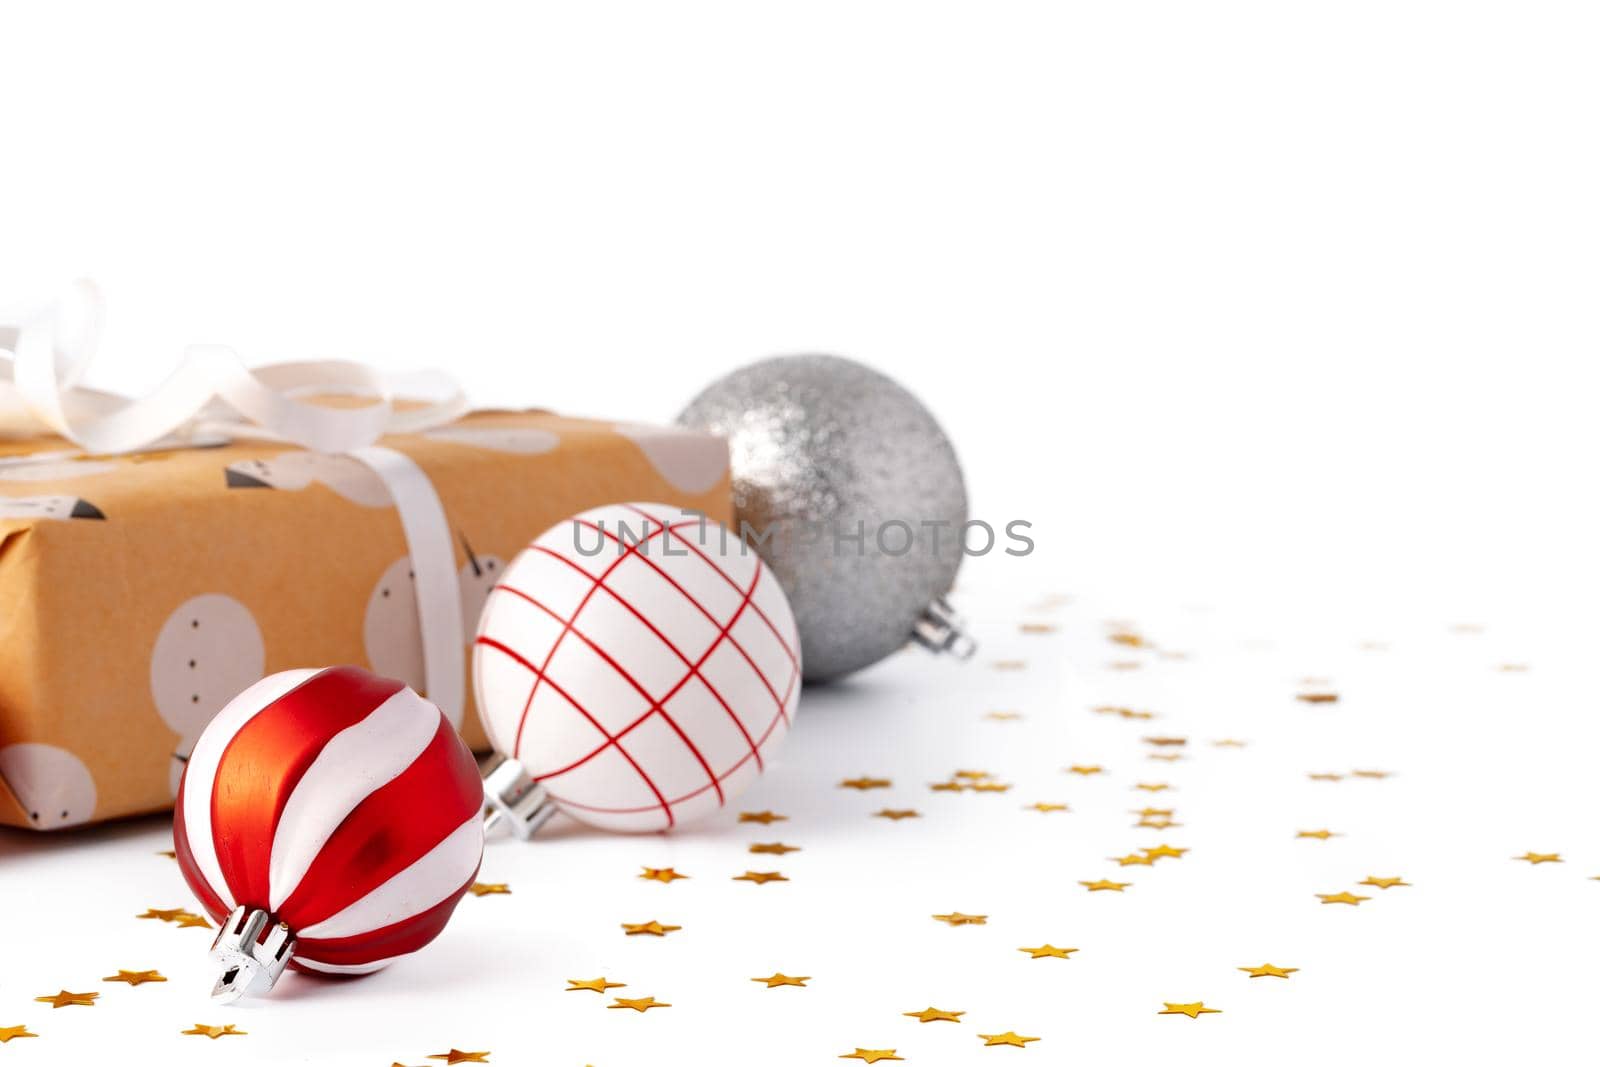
top-left (174, 666), bottom-right (483, 1001)
top-left (473, 501), bottom-right (802, 834)
top-left (677, 354), bottom-right (972, 682)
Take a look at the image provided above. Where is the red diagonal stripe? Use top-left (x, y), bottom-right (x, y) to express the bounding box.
top-left (209, 668), bottom-right (405, 910)
top-left (274, 713), bottom-right (483, 933)
top-left (292, 870), bottom-right (479, 969)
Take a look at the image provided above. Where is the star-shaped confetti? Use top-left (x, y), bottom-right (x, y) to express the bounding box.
top-left (971, 781), bottom-right (1014, 793)
top-left (1359, 875), bottom-right (1411, 889)
top-left (154, 849), bottom-right (176, 859)
top-left (1080, 879), bottom-right (1130, 892)
top-left (1514, 852), bottom-right (1562, 864)
top-left (1309, 773), bottom-right (1344, 782)
top-left (468, 882), bottom-right (511, 897)
top-left (183, 1023), bottom-right (247, 1039)
top-left (426, 1051), bottom-right (489, 1064)
top-left (954, 770), bottom-right (993, 780)
top-left (0, 1026), bottom-right (37, 1044)
top-left (1297, 829), bottom-right (1337, 840)
top-left (640, 867), bottom-right (688, 883)
top-left (875, 809), bottom-right (921, 820)
top-left (136, 907), bottom-right (188, 922)
top-left (734, 870), bottom-right (788, 885)
top-left (103, 969), bottom-right (165, 986)
top-left (622, 921), bottom-right (682, 936)
top-left (176, 913), bottom-right (212, 929)
top-left (1142, 843), bottom-right (1188, 860)
top-left (1212, 738), bottom-right (1248, 748)
top-left (752, 973), bottom-right (810, 988)
top-left (1133, 807), bottom-right (1174, 818)
top-left (1018, 944), bottom-right (1077, 959)
top-left (840, 1049), bottom-right (904, 1063)
top-left (609, 996), bottom-right (670, 1012)
top-left (740, 811), bottom-right (786, 824)
top-left (1026, 802), bottom-right (1068, 813)
top-left (1159, 1002), bottom-right (1221, 1018)
top-left (1148, 752), bottom-right (1186, 762)
top-left (1297, 692), bottom-right (1339, 704)
top-left (1143, 736), bottom-right (1187, 747)
top-left (1110, 853), bottom-right (1155, 867)
top-left (567, 977), bottom-right (625, 993)
top-left (933, 911), bottom-right (988, 925)
top-left (1239, 963), bottom-right (1298, 979)
top-left (979, 1031), bottom-right (1040, 1047)
top-left (930, 781), bottom-right (967, 792)
top-left (34, 991), bottom-right (96, 1009)
top-left (1317, 892), bottom-right (1369, 905)
top-left (1134, 782), bottom-right (1172, 793)
top-left (1351, 769), bottom-right (1392, 779)
top-left (1135, 816), bottom-right (1181, 830)
top-left (750, 842), bottom-right (799, 855)
top-left (985, 711), bottom-right (1024, 721)
top-left (841, 776), bottom-right (892, 790)
top-left (1066, 764), bottom-right (1105, 775)
top-left (904, 1007), bottom-right (965, 1023)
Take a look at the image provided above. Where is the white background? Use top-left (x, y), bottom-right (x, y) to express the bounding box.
top-left (4, 1), bottom-right (1598, 617)
top-left (3, 4), bottom-right (1599, 1063)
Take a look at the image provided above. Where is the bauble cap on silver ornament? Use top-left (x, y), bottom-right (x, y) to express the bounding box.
top-left (677, 354), bottom-right (974, 682)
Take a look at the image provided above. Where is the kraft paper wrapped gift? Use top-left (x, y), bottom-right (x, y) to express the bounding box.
top-left (0, 411), bottom-right (732, 831)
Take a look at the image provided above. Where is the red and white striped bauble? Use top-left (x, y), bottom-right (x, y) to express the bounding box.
top-left (474, 501), bottom-right (802, 833)
top-left (174, 666), bottom-right (483, 977)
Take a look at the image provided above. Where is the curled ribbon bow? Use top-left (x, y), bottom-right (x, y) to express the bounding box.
top-left (0, 280), bottom-right (473, 721)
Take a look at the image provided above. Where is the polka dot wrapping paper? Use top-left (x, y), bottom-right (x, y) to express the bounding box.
top-left (0, 412), bottom-right (732, 829)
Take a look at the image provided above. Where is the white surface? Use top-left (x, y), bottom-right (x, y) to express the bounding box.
top-left (1, 582), bottom-right (1594, 1063)
top-left (4, 2), bottom-right (1599, 622)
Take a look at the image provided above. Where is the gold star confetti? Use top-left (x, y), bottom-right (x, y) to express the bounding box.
top-left (1351, 769), bottom-right (1392, 779)
top-left (640, 867), bottom-right (688, 883)
top-left (875, 809), bottom-right (921, 820)
top-left (1212, 738), bottom-right (1247, 748)
top-left (34, 991), bottom-right (96, 1009)
top-left (621, 921), bottom-right (681, 936)
top-left (183, 1023), bottom-right (247, 1039)
top-left (469, 882), bottom-right (511, 896)
top-left (175, 914), bottom-right (213, 929)
top-left (954, 770), bottom-right (993, 780)
top-left (752, 973), bottom-right (810, 988)
top-left (1134, 783), bottom-right (1172, 793)
top-left (155, 849), bottom-right (176, 859)
top-left (1109, 630), bottom-right (1147, 647)
top-left (1148, 752), bottom-right (1185, 762)
top-left (1297, 829), bottom-right (1337, 840)
top-left (427, 1051), bottom-right (489, 1064)
top-left (985, 711), bottom-right (1024, 721)
top-left (734, 870), bottom-right (788, 885)
top-left (1514, 852), bottom-right (1562, 864)
top-left (102, 969), bottom-right (165, 986)
top-left (750, 842), bottom-right (799, 855)
top-left (1360, 876), bottom-right (1411, 889)
top-left (979, 1031), bottom-right (1040, 1047)
top-left (1026, 802), bottom-right (1068, 813)
top-left (1142, 843), bottom-right (1188, 860)
top-left (1308, 773), bottom-right (1344, 782)
top-left (136, 907), bottom-right (188, 922)
top-left (1066, 764), bottom-right (1104, 775)
top-left (930, 781), bottom-right (967, 792)
top-left (739, 811), bottom-right (786, 824)
top-left (840, 1050), bottom-right (904, 1064)
top-left (1018, 944), bottom-right (1077, 959)
top-left (1136, 817), bottom-right (1180, 830)
top-left (1143, 736), bottom-right (1187, 747)
top-left (971, 781), bottom-right (1014, 793)
top-left (609, 996), bottom-right (670, 1012)
top-left (1317, 892), bottom-right (1369, 905)
top-left (567, 977), bottom-right (625, 993)
top-left (933, 912), bottom-right (988, 926)
top-left (841, 777), bottom-right (892, 790)
top-left (1159, 1002), bottom-right (1221, 1019)
top-left (1239, 963), bottom-right (1298, 979)
top-left (1133, 806), bottom-right (1174, 817)
top-left (1080, 879), bottom-right (1130, 892)
top-left (0, 1026), bottom-right (38, 1044)
top-left (1297, 692), bottom-right (1339, 704)
top-left (1110, 853), bottom-right (1155, 867)
top-left (904, 1006), bottom-right (965, 1023)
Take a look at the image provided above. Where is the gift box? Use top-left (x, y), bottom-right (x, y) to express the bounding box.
top-left (0, 410), bottom-right (732, 831)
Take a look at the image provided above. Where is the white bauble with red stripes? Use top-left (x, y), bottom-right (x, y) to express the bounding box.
top-left (174, 666), bottom-right (483, 977)
top-left (474, 501), bottom-right (802, 833)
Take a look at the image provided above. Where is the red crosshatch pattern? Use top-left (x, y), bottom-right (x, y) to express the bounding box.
top-left (473, 502), bottom-right (802, 833)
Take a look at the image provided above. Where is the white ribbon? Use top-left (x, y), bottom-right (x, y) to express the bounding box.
top-left (0, 280), bottom-right (470, 720)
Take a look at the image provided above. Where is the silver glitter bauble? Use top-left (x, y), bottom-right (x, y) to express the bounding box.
top-left (677, 354), bottom-right (974, 683)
